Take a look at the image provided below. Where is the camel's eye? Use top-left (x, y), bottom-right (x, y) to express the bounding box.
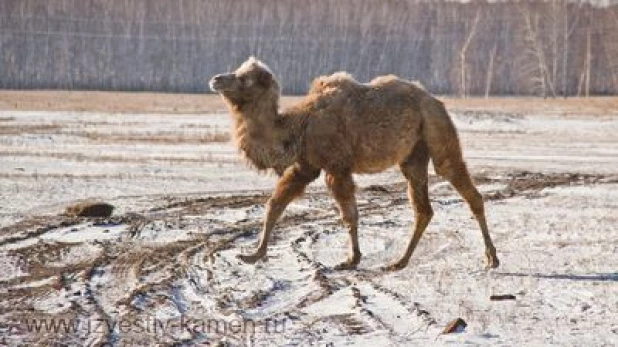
top-left (239, 76), bottom-right (254, 88)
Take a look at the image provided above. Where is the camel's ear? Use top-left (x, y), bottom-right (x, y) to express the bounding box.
top-left (256, 70), bottom-right (273, 88)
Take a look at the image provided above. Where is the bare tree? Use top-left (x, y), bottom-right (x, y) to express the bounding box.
top-left (519, 3), bottom-right (556, 97)
top-left (459, 8), bottom-right (481, 98)
top-left (549, 0), bottom-right (560, 94)
top-left (577, 8), bottom-right (593, 97)
top-left (485, 43), bottom-right (497, 98)
top-left (584, 18), bottom-right (592, 97)
top-left (603, 10), bottom-right (618, 91)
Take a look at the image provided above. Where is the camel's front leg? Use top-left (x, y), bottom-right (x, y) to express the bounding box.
top-left (325, 173), bottom-right (361, 270)
top-left (237, 164), bottom-right (320, 264)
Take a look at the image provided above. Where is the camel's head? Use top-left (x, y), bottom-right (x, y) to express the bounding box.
top-left (209, 57), bottom-right (279, 103)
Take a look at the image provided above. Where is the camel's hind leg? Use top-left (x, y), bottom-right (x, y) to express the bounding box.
top-left (421, 99), bottom-right (498, 268)
top-left (237, 164), bottom-right (320, 264)
top-left (434, 160), bottom-right (500, 269)
top-left (325, 172), bottom-right (361, 270)
top-left (384, 141), bottom-right (434, 271)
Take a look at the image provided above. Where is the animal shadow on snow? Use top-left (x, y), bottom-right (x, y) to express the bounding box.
top-left (496, 271), bottom-right (618, 282)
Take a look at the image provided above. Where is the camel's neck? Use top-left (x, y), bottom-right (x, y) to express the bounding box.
top-left (228, 96), bottom-right (301, 175)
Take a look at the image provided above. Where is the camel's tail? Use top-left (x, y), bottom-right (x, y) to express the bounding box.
top-left (419, 98), bottom-right (468, 177)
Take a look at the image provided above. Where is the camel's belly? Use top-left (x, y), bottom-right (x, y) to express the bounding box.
top-left (353, 161), bottom-right (396, 174)
top-left (351, 141), bottom-right (414, 173)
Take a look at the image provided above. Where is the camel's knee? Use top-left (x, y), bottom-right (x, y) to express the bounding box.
top-left (419, 206), bottom-right (434, 221)
top-left (325, 173), bottom-right (358, 227)
top-left (335, 191), bottom-right (359, 227)
top-left (265, 197), bottom-right (286, 217)
top-left (340, 203), bottom-right (358, 226)
top-left (411, 191), bottom-right (433, 219)
top-left (411, 202), bottom-right (433, 230)
top-left (407, 182), bottom-right (432, 215)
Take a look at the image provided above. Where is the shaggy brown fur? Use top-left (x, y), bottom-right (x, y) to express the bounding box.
top-left (209, 57), bottom-right (499, 270)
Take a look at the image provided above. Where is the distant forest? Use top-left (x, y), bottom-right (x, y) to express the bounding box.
top-left (1, 0), bottom-right (617, 96)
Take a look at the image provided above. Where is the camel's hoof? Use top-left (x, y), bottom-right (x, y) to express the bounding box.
top-left (486, 256), bottom-right (500, 269)
top-left (237, 253), bottom-right (265, 264)
top-left (333, 259), bottom-right (359, 271)
top-left (381, 261), bottom-right (408, 272)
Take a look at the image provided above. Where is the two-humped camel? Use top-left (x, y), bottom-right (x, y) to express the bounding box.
top-left (209, 57), bottom-right (499, 270)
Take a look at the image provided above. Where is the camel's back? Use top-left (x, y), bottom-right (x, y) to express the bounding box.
top-left (306, 72), bottom-right (429, 112)
top-left (299, 72), bottom-right (430, 173)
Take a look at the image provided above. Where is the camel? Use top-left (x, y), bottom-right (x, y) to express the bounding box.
top-left (209, 57), bottom-right (499, 271)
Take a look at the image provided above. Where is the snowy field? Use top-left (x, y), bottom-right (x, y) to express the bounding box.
top-left (0, 97), bottom-right (617, 346)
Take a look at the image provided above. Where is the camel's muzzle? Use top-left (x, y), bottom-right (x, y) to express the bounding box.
top-left (209, 74), bottom-right (237, 92)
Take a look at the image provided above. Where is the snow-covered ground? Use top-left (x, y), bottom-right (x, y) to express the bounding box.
top-left (0, 107), bottom-right (617, 346)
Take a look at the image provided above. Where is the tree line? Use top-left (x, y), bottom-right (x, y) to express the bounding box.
top-left (0, 0), bottom-right (616, 96)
